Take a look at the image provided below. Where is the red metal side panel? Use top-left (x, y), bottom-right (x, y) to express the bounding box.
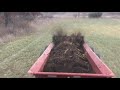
top-left (28, 43), bottom-right (54, 74)
top-left (83, 43), bottom-right (115, 77)
top-left (33, 72), bottom-right (113, 78)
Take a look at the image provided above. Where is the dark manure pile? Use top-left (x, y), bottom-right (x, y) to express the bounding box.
top-left (43, 31), bottom-right (94, 73)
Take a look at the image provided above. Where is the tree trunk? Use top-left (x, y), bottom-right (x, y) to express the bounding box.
top-left (4, 12), bottom-right (10, 27)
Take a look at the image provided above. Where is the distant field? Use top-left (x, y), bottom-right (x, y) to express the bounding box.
top-left (0, 18), bottom-right (120, 78)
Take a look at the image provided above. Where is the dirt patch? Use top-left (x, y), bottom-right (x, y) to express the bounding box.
top-left (43, 31), bottom-right (94, 73)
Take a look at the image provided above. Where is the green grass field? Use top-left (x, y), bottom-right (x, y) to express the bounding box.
top-left (0, 18), bottom-right (120, 78)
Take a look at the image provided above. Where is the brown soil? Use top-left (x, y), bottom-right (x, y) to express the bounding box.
top-left (43, 31), bottom-right (94, 73)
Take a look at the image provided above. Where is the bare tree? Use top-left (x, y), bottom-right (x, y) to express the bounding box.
top-left (73, 12), bottom-right (80, 18)
top-left (3, 12), bottom-right (43, 27)
top-left (4, 12), bottom-right (11, 27)
top-left (77, 12), bottom-right (80, 17)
